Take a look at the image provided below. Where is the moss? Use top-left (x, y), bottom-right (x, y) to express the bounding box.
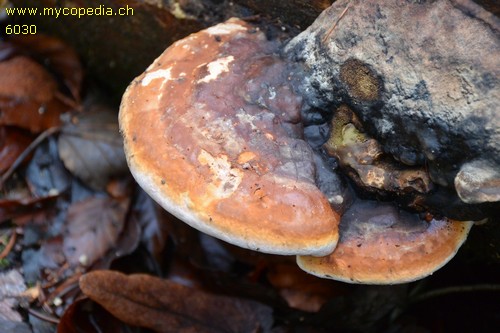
top-left (324, 104), bottom-right (366, 155)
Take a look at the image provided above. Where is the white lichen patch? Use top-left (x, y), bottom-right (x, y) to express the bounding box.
top-left (199, 116), bottom-right (243, 155)
top-left (169, 2), bottom-right (195, 20)
top-left (142, 68), bottom-right (172, 86)
top-left (197, 56), bottom-right (234, 83)
top-left (205, 21), bottom-right (247, 35)
top-left (141, 68), bottom-right (186, 101)
top-left (197, 149), bottom-right (243, 199)
top-left (236, 110), bottom-right (258, 131)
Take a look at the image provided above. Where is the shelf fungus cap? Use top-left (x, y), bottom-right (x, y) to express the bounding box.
top-left (297, 200), bottom-right (473, 284)
top-left (119, 18), bottom-right (340, 256)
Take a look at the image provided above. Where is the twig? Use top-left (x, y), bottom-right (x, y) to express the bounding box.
top-left (322, 1), bottom-right (351, 43)
top-left (46, 272), bottom-right (82, 303)
top-left (26, 307), bottom-right (60, 325)
top-left (411, 284), bottom-right (500, 304)
top-left (0, 126), bottom-right (60, 189)
top-left (0, 228), bottom-right (16, 259)
top-left (54, 91), bottom-right (81, 110)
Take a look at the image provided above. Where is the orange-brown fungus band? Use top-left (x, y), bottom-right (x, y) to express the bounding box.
top-left (297, 200), bottom-right (473, 284)
top-left (119, 19), bottom-right (340, 256)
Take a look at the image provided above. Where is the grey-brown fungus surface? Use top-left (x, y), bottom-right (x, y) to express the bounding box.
top-left (285, 0), bottom-right (500, 220)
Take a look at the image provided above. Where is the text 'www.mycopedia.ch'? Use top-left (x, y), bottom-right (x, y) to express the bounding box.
top-left (5, 4), bottom-right (134, 19)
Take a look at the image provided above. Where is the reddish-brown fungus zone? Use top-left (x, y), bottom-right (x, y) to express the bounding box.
top-left (297, 200), bottom-right (473, 284)
top-left (119, 19), bottom-right (340, 257)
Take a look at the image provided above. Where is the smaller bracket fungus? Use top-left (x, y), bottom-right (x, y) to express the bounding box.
top-left (455, 160), bottom-right (500, 204)
top-left (119, 18), bottom-right (340, 256)
top-left (297, 200), bottom-right (473, 284)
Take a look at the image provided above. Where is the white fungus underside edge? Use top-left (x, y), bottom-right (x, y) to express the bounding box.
top-left (129, 163), bottom-right (338, 257)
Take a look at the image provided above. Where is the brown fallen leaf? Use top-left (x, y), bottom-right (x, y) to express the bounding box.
top-left (63, 197), bottom-right (130, 267)
top-left (93, 204), bottom-right (142, 270)
top-left (58, 105), bottom-right (128, 190)
top-left (0, 55), bottom-right (57, 102)
top-left (57, 298), bottom-right (143, 333)
top-left (0, 194), bottom-right (59, 224)
top-left (267, 263), bottom-right (348, 313)
top-left (0, 96), bottom-right (67, 133)
top-left (0, 126), bottom-right (33, 174)
top-left (9, 34), bottom-right (83, 102)
top-left (79, 270), bottom-right (273, 333)
top-left (0, 34), bottom-right (82, 133)
top-left (0, 53), bottom-right (75, 132)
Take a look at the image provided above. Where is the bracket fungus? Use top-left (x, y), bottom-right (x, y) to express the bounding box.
top-left (119, 19), bottom-right (340, 256)
top-left (297, 200), bottom-right (473, 284)
top-left (120, 0), bottom-right (499, 284)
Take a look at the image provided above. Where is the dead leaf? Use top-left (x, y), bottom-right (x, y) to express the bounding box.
top-left (110, 213), bottom-right (142, 260)
top-left (58, 105), bottom-right (128, 190)
top-left (0, 194), bottom-right (59, 224)
top-left (133, 189), bottom-right (169, 265)
top-left (58, 298), bottom-right (145, 333)
top-left (267, 263), bottom-right (348, 312)
top-left (28, 312), bottom-right (57, 333)
top-left (80, 270), bottom-right (274, 333)
top-left (0, 126), bottom-right (33, 174)
top-left (25, 136), bottom-right (72, 197)
top-left (0, 55), bottom-right (74, 132)
top-left (93, 207), bottom-right (142, 270)
top-left (0, 96), bottom-right (67, 133)
top-left (311, 285), bottom-right (408, 332)
top-left (23, 236), bottom-right (66, 284)
top-left (0, 319), bottom-right (32, 333)
top-left (9, 34), bottom-right (83, 102)
top-left (106, 177), bottom-right (133, 199)
top-left (0, 269), bottom-right (27, 322)
top-left (63, 196), bottom-right (129, 267)
top-left (0, 34), bottom-right (82, 133)
top-left (0, 270), bottom-right (32, 333)
top-left (0, 56), bottom-right (57, 102)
